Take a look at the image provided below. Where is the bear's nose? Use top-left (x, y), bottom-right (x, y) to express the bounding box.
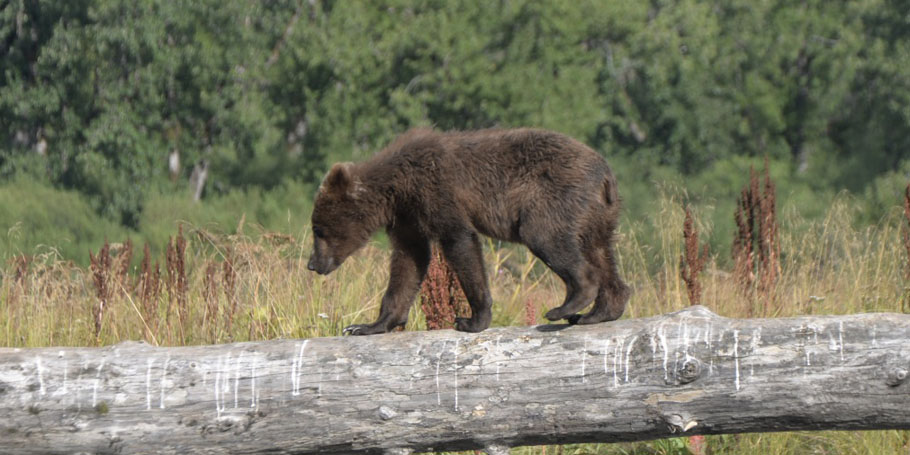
top-left (307, 258), bottom-right (316, 271)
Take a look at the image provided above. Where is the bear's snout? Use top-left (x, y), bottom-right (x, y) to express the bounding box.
top-left (307, 254), bottom-right (336, 275)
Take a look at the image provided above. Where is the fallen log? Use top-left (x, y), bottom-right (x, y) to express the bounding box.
top-left (1, 306), bottom-right (909, 454)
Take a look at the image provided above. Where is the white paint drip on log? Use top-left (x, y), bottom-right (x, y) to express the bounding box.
top-left (250, 357), bottom-right (258, 409)
top-left (234, 352), bottom-right (243, 409)
top-left (292, 341), bottom-right (309, 396)
top-left (658, 325), bottom-right (669, 381)
top-left (495, 336), bottom-right (501, 382)
top-left (92, 359), bottom-right (105, 407)
top-left (872, 325), bottom-right (877, 347)
top-left (223, 354), bottom-right (232, 409)
top-left (580, 335), bottom-right (588, 384)
top-left (624, 336), bottom-right (637, 383)
top-left (839, 321), bottom-right (845, 362)
top-left (649, 332), bottom-right (657, 361)
top-left (733, 330), bottom-right (740, 391)
top-left (436, 341), bottom-right (447, 406)
top-left (77, 359), bottom-right (86, 411)
top-left (146, 358), bottom-right (153, 410)
top-left (160, 355), bottom-right (170, 409)
top-left (453, 339), bottom-right (460, 412)
top-left (750, 328), bottom-right (761, 377)
top-left (613, 339), bottom-right (622, 388)
top-left (603, 339), bottom-right (611, 378)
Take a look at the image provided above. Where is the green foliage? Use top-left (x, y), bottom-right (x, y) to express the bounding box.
top-left (0, 177), bottom-right (312, 265)
top-left (138, 180), bottom-right (314, 255)
top-left (0, 178), bottom-right (128, 261)
top-left (2, 0), bottom-right (910, 261)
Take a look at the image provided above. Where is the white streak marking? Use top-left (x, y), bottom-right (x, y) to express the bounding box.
top-left (603, 339), bottom-right (611, 376)
top-left (659, 326), bottom-right (669, 380)
top-left (750, 328), bottom-right (761, 377)
top-left (77, 360), bottom-right (87, 411)
top-left (159, 355), bottom-right (170, 409)
top-left (35, 356), bottom-right (45, 396)
top-left (92, 359), bottom-right (105, 408)
top-left (624, 336), bottom-right (637, 383)
top-left (612, 339), bottom-right (623, 388)
top-left (436, 341), bottom-right (447, 406)
top-left (250, 358), bottom-right (258, 409)
top-left (292, 341), bottom-right (309, 396)
top-left (214, 356), bottom-right (222, 417)
top-left (872, 325), bottom-right (878, 348)
top-left (581, 336), bottom-right (588, 383)
top-left (649, 332), bottom-right (657, 361)
top-left (838, 321), bottom-right (845, 362)
top-left (453, 339), bottom-right (460, 411)
top-left (146, 358), bottom-right (154, 410)
top-left (495, 336), bottom-right (502, 381)
top-left (222, 354), bottom-right (232, 409)
top-left (234, 352), bottom-right (243, 409)
top-left (872, 325), bottom-right (877, 347)
top-left (733, 330), bottom-right (740, 391)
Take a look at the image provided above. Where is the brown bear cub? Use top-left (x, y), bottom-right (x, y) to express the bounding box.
top-left (308, 128), bottom-right (631, 335)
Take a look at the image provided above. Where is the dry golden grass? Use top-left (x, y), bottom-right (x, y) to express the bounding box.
top-left (1, 194), bottom-right (908, 454)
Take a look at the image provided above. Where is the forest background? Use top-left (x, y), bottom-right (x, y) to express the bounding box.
top-left (2, 0), bottom-right (909, 263)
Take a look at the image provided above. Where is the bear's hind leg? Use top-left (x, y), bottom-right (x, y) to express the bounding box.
top-left (526, 234), bottom-right (600, 322)
top-left (570, 244), bottom-right (631, 325)
top-left (440, 231), bottom-right (493, 333)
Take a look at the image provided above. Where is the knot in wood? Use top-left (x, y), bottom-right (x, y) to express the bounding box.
top-left (886, 368), bottom-right (908, 387)
top-left (662, 413), bottom-right (698, 433)
top-left (378, 406), bottom-right (398, 420)
top-left (677, 357), bottom-right (701, 384)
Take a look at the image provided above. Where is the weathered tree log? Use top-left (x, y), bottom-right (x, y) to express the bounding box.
top-left (1, 306), bottom-right (909, 454)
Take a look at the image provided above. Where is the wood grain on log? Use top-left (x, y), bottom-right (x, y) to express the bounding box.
top-left (1, 306), bottom-right (909, 454)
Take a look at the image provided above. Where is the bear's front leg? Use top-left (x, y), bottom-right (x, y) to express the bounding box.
top-left (441, 231), bottom-right (493, 333)
top-left (343, 230), bottom-right (430, 335)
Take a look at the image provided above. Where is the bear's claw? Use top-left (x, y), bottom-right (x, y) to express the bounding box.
top-left (342, 324), bottom-right (367, 336)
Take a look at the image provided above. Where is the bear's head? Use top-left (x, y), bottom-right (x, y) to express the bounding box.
top-left (307, 162), bottom-right (373, 275)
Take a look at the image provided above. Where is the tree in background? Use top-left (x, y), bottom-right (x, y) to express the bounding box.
top-left (1, 0), bottom-right (909, 259)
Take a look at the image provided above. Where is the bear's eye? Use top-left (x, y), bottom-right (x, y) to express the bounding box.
top-left (313, 226), bottom-right (325, 239)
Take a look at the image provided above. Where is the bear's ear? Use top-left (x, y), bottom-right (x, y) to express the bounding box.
top-left (321, 162), bottom-right (356, 196)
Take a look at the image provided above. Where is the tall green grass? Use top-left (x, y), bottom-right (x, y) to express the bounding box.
top-left (1, 193), bottom-right (908, 454)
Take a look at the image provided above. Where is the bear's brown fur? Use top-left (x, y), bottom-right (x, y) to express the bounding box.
top-left (308, 128), bottom-right (630, 335)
